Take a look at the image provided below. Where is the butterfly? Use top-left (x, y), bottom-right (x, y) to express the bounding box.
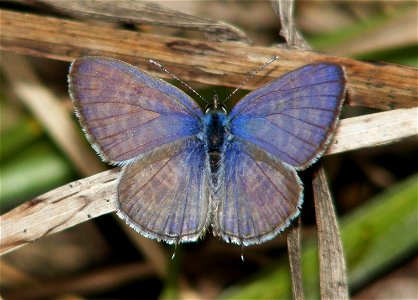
top-left (68, 57), bottom-right (345, 246)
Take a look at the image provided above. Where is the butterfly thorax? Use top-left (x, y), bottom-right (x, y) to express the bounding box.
top-left (203, 110), bottom-right (229, 153)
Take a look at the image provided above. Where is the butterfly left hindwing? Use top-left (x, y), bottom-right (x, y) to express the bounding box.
top-left (117, 138), bottom-right (211, 243)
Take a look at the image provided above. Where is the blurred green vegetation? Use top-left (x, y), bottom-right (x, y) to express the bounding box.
top-left (0, 93), bottom-right (76, 213)
top-left (218, 174), bottom-right (417, 299)
top-left (307, 3), bottom-right (417, 66)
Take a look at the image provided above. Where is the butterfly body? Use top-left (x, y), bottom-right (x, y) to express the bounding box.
top-left (203, 109), bottom-right (229, 154)
top-left (202, 108), bottom-right (230, 188)
top-left (69, 57), bottom-right (345, 246)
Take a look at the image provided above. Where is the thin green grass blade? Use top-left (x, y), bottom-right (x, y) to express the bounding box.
top-left (218, 174), bottom-right (418, 299)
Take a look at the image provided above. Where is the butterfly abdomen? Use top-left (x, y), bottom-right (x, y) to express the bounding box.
top-left (203, 110), bottom-right (230, 186)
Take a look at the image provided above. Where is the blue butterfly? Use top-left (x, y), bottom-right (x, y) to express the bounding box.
top-left (68, 57), bottom-right (345, 246)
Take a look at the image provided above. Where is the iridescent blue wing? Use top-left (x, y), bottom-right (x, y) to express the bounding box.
top-left (230, 63), bottom-right (345, 170)
top-left (69, 57), bottom-right (211, 243)
top-left (68, 57), bottom-right (203, 165)
top-left (212, 139), bottom-right (302, 246)
top-left (117, 138), bottom-right (211, 243)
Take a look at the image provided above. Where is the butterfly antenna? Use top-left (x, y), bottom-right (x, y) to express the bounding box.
top-left (241, 245), bottom-right (245, 262)
top-left (149, 59), bottom-right (209, 104)
top-left (223, 55), bottom-right (279, 104)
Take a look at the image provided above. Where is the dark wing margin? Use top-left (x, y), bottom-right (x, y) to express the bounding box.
top-left (212, 140), bottom-right (303, 246)
top-left (117, 138), bottom-right (211, 244)
top-left (68, 56), bottom-right (203, 165)
top-left (230, 63), bottom-right (346, 170)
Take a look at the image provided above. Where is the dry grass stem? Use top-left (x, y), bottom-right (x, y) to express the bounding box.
top-left (0, 169), bottom-right (118, 255)
top-left (1, 108), bottom-right (414, 255)
top-left (286, 218), bottom-right (304, 300)
top-left (313, 166), bottom-right (349, 299)
top-left (327, 107), bottom-right (417, 155)
top-left (35, 0), bottom-right (249, 41)
top-left (1, 9), bottom-right (416, 110)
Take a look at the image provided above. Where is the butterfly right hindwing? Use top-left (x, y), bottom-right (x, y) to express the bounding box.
top-left (212, 139), bottom-right (302, 246)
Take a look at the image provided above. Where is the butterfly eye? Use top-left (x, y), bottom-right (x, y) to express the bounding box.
top-left (205, 103), bottom-right (227, 114)
top-left (205, 93), bottom-right (228, 113)
top-left (204, 104), bottom-right (212, 113)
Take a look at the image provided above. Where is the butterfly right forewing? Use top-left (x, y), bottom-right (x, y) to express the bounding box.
top-left (230, 63), bottom-right (345, 170)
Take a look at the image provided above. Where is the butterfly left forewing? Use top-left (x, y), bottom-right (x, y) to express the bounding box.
top-left (212, 139), bottom-right (302, 246)
top-left (117, 137), bottom-right (211, 243)
top-left (69, 57), bottom-right (203, 165)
